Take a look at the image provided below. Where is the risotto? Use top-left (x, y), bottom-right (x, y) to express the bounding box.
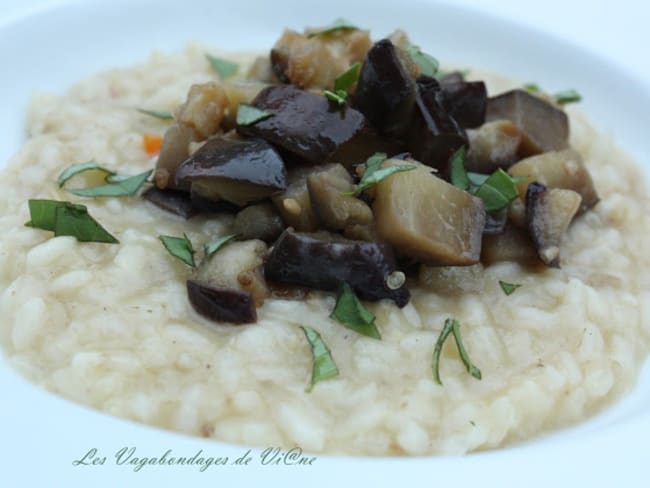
top-left (1, 32), bottom-right (649, 456)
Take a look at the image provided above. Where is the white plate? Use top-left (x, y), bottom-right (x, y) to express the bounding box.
top-left (1, 1), bottom-right (649, 486)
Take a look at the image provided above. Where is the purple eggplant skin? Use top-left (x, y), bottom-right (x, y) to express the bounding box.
top-left (483, 208), bottom-right (508, 235)
top-left (187, 279), bottom-right (257, 324)
top-left (352, 39), bottom-right (417, 138)
top-left (175, 137), bottom-right (287, 194)
top-left (189, 187), bottom-right (240, 213)
top-left (237, 85), bottom-right (366, 165)
top-left (264, 229), bottom-right (410, 307)
top-left (438, 80), bottom-right (487, 129)
top-left (407, 76), bottom-right (468, 171)
top-left (142, 187), bottom-right (199, 219)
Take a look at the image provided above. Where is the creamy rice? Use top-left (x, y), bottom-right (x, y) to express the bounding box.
top-left (1, 44), bottom-right (649, 456)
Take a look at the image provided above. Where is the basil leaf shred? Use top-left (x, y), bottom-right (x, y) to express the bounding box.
top-left (67, 170), bottom-right (152, 197)
top-left (204, 233), bottom-right (239, 259)
top-left (499, 280), bottom-right (522, 296)
top-left (432, 318), bottom-right (482, 385)
top-left (345, 152), bottom-right (416, 195)
top-left (159, 234), bottom-right (196, 268)
top-left (26, 199), bottom-right (118, 244)
top-left (236, 104), bottom-right (273, 126)
top-left (307, 18), bottom-right (358, 38)
top-left (330, 282), bottom-right (381, 339)
top-left (57, 161), bottom-right (115, 188)
top-left (301, 326), bottom-right (339, 392)
top-left (205, 54), bottom-right (239, 79)
top-left (136, 108), bottom-right (174, 120)
top-left (323, 89), bottom-right (348, 106)
top-left (450, 146), bottom-right (469, 191)
top-left (473, 169), bottom-right (519, 212)
top-left (406, 44), bottom-right (439, 77)
top-left (554, 89), bottom-right (582, 105)
top-left (334, 62), bottom-right (361, 92)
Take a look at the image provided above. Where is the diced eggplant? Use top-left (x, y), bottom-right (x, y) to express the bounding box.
top-left (175, 82), bottom-right (229, 140)
top-left (189, 186), bottom-right (240, 213)
top-left (232, 203), bottom-right (286, 242)
top-left (187, 281), bottom-right (257, 324)
top-left (246, 56), bottom-right (280, 83)
top-left (373, 159), bottom-right (485, 265)
top-left (438, 71), bottom-right (466, 84)
top-left (325, 125), bottom-right (404, 171)
top-left (306, 163), bottom-right (373, 231)
top-left (175, 136), bottom-right (287, 207)
top-left (481, 225), bottom-right (541, 266)
top-left (526, 182), bottom-right (582, 268)
top-left (486, 89), bottom-right (569, 154)
top-left (154, 123), bottom-right (196, 190)
top-left (418, 263), bottom-right (484, 294)
top-left (407, 76), bottom-right (468, 171)
top-left (264, 229), bottom-right (410, 306)
top-left (353, 39), bottom-right (417, 138)
top-left (142, 187), bottom-right (198, 219)
top-left (438, 80), bottom-right (487, 129)
top-left (466, 120), bottom-right (523, 172)
top-left (508, 148), bottom-right (599, 212)
top-left (483, 208), bottom-right (508, 235)
top-left (189, 239), bottom-right (269, 324)
top-left (237, 85), bottom-right (366, 165)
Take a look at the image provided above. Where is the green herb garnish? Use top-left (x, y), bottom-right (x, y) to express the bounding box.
top-left (467, 172), bottom-right (489, 188)
top-left (523, 83), bottom-right (540, 93)
top-left (136, 108), bottom-right (174, 120)
top-left (301, 326), bottom-right (339, 392)
top-left (345, 152), bottom-right (416, 195)
top-left (330, 282), bottom-right (381, 339)
top-left (334, 62), bottom-right (361, 92)
top-left (432, 318), bottom-right (482, 385)
top-left (554, 89), bottom-right (582, 105)
top-left (473, 169), bottom-right (520, 212)
top-left (236, 104), bottom-right (274, 126)
top-left (67, 170), bottom-right (152, 198)
top-left (323, 89), bottom-right (348, 106)
top-left (499, 280), bottom-right (522, 296)
top-left (206, 54), bottom-right (239, 79)
top-left (26, 199), bottom-right (118, 244)
top-left (159, 234), bottom-right (195, 267)
top-left (405, 44), bottom-right (439, 77)
top-left (204, 233), bottom-right (239, 259)
top-left (307, 18), bottom-right (358, 38)
top-left (449, 146), bottom-right (469, 191)
top-left (57, 161), bottom-right (115, 188)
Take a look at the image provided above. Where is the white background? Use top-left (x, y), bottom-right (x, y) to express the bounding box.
top-left (0, 1), bottom-right (648, 487)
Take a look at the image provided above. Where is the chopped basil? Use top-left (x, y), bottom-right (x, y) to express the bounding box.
top-left (26, 199), bottom-right (118, 244)
top-left (236, 104), bottom-right (273, 126)
top-left (467, 172), bottom-right (490, 188)
top-left (473, 169), bottom-right (519, 212)
top-left (204, 233), bottom-right (239, 258)
top-left (57, 161), bottom-right (115, 188)
top-left (346, 152), bottom-right (416, 195)
top-left (66, 169), bottom-right (152, 198)
top-left (205, 54), bottom-right (239, 80)
top-left (301, 326), bottom-right (339, 392)
top-left (405, 44), bottom-right (439, 77)
top-left (307, 18), bottom-right (358, 38)
top-left (499, 280), bottom-right (522, 296)
top-left (330, 282), bottom-right (381, 339)
top-left (334, 62), bottom-right (361, 92)
top-left (159, 234), bottom-right (195, 268)
top-left (554, 89), bottom-right (582, 105)
top-left (432, 318), bottom-right (482, 385)
top-left (136, 108), bottom-right (174, 120)
top-left (523, 83), bottom-right (540, 93)
top-left (323, 89), bottom-right (348, 106)
top-left (450, 146), bottom-right (469, 191)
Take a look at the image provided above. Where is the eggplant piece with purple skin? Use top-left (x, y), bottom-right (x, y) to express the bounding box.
top-left (187, 280), bottom-right (257, 324)
top-left (407, 76), bottom-right (468, 171)
top-left (352, 39), bottom-right (417, 138)
top-left (237, 85), bottom-right (366, 165)
top-left (438, 80), bottom-right (487, 129)
top-left (142, 187), bottom-right (199, 219)
top-left (265, 229), bottom-right (410, 307)
top-left (175, 136), bottom-right (288, 207)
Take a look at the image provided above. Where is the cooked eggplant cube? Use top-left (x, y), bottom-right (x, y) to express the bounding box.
top-left (264, 229), bottom-right (410, 307)
top-left (232, 203), bottom-right (286, 242)
top-left (237, 85), bottom-right (366, 165)
top-left (407, 76), bottom-right (468, 171)
top-left (486, 89), bottom-right (569, 154)
top-left (142, 187), bottom-right (198, 219)
top-left (187, 280), bottom-right (257, 324)
top-left (353, 39), bottom-right (417, 138)
top-left (526, 182), bottom-right (582, 268)
top-left (154, 123), bottom-right (196, 190)
top-left (508, 148), bottom-right (599, 212)
top-left (438, 80), bottom-right (487, 129)
top-left (466, 120), bottom-right (523, 172)
top-left (373, 159), bottom-right (485, 265)
top-left (481, 224), bottom-right (541, 266)
top-left (175, 136), bottom-right (288, 207)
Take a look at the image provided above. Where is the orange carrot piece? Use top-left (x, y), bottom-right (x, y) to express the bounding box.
top-left (143, 133), bottom-right (163, 156)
